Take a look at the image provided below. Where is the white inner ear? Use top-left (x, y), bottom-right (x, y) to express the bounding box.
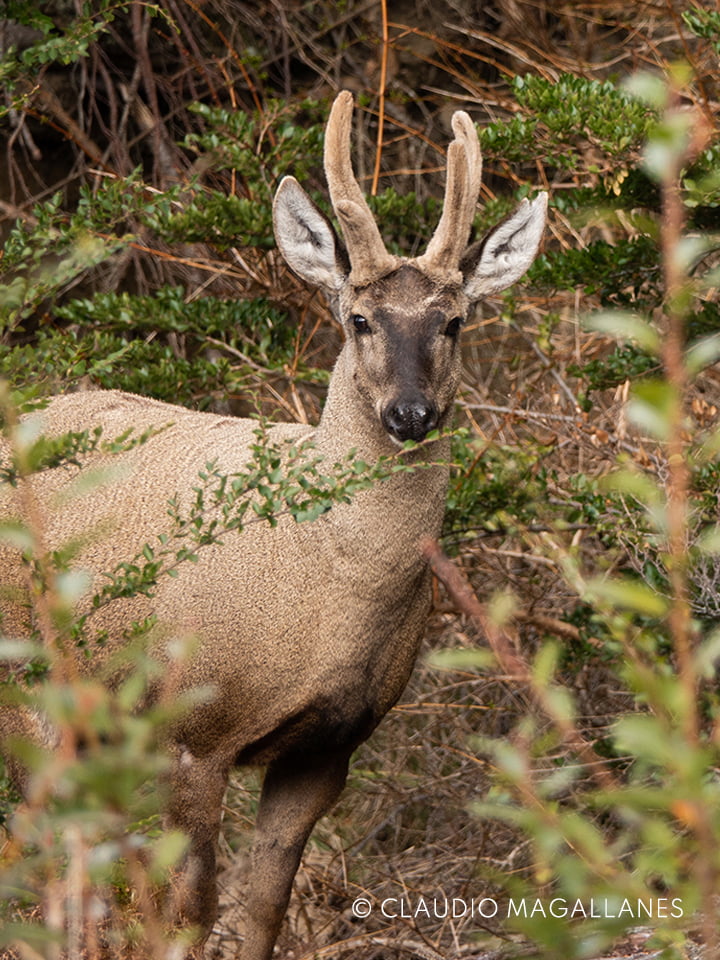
top-left (464, 193), bottom-right (548, 300)
top-left (273, 177), bottom-right (345, 292)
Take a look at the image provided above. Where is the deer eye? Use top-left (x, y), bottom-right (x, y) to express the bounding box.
top-left (352, 314), bottom-right (371, 334)
top-left (444, 316), bottom-right (463, 338)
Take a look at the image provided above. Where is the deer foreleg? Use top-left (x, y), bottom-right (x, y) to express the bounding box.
top-left (164, 746), bottom-right (229, 953)
top-left (240, 751), bottom-right (350, 960)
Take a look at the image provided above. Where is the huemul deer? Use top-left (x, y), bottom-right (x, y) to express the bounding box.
top-left (0, 92), bottom-right (546, 958)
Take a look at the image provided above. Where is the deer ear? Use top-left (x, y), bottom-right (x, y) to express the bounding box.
top-left (461, 193), bottom-right (548, 300)
top-left (273, 176), bottom-right (349, 293)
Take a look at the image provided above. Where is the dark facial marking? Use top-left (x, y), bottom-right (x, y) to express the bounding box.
top-left (345, 265), bottom-right (466, 442)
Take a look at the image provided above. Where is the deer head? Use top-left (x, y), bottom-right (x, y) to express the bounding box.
top-left (273, 92), bottom-right (547, 445)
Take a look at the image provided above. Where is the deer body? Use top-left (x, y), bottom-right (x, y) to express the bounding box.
top-left (7, 381), bottom-right (443, 757)
top-left (0, 93), bottom-right (546, 959)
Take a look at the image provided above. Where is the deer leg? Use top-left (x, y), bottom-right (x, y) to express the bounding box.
top-left (240, 750), bottom-right (350, 960)
top-left (163, 745), bottom-right (229, 952)
top-left (0, 705), bottom-right (58, 796)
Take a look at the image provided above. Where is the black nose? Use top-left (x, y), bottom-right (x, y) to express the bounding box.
top-left (382, 398), bottom-right (439, 443)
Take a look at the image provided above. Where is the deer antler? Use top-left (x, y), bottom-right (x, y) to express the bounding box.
top-left (416, 110), bottom-right (482, 274)
top-left (323, 91), bottom-right (398, 285)
top-left (323, 93), bottom-right (482, 283)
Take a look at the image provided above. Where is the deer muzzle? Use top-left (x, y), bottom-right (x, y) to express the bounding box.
top-left (382, 396), bottom-right (439, 444)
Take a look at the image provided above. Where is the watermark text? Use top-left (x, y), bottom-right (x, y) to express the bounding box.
top-left (351, 895), bottom-right (684, 922)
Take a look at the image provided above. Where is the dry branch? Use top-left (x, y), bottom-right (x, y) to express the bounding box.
top-left (420, 537), bottom-right (617, 792)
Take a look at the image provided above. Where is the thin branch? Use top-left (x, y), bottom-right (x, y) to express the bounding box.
top-left (371, 0), bottom-right (389, 196)
top-left (420, 537), bottom-right (618, 792)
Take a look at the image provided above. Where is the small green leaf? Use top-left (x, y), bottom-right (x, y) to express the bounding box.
top-left (488, 589), bottom-right (517, 628)
top-left (584, 311), bottom-right (660, 354)
top-left (532, 641), bottom-right (560, 688)
top-left (627, 379), bottom-right (676, 440)
top-left (149, 829), bottom-right (189, 877)
top-left (542, 685), bottom-right (575, 724)
top-left (697, 524), bottom-right (720, 554)
top-left (686, 334), bottom-right (720, 377)
top-left (0, 520), bottom-right (34, 551)
top-left (693, 629), bottom-right (720, 679)
top-left (612, 714), bottom-right (690, 767)
top-left (427, 647), bottom-right (495, 672)
top-left (623, 71), bottom-right (669, 109)
top-left (586, 576), bottom-right (668, 617)
top-left (0, 639), bottom-right (45, 662)
top-left (55, 569), bottom-right (91, 604)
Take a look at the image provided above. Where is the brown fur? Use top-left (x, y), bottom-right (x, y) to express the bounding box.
top-left (0, 93), bottom-right (547, 959)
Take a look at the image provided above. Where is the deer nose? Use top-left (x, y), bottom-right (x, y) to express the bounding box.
top-left (382, 397), bottom-right (439, 443)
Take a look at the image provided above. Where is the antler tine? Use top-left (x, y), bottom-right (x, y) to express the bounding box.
top-left (323, 91), bottom-right (397, 284)
top-left (454, 109), bottom-right (482, 212)
top-left (417, 110), bottom-right (482, 273)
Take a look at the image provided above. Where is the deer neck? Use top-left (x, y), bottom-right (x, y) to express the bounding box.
top-left (312, 345), bottom-right (451, 543)
top-left (317, 344), bottom-right (447, 454)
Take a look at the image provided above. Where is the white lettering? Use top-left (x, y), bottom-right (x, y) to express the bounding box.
top-left (381, 894), bottom-right (685, 924)
top-left (636, 899), bottom-right (652, 918)
top-left (507, 898), bottom-right (527, 917)
top-left (529, 899), bottom-right (546, 917)
top-left (414, 897), bottom-right (430, 918)
top-left (477, 898), bottom-right (498, 918)
top-left (381, 898), bottom-right (398, 918)
top-left (433, 899), bottom-right (448, 918)
top-left (549, 898), bottom-right (568, 918)
top-left (570, 899), bottom-right (587, 918)
top-left (452, 898), bottom-right (468, 918)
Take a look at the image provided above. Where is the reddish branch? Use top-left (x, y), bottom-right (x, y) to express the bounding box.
top-left (420, 537), bottom-right (617, 791)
